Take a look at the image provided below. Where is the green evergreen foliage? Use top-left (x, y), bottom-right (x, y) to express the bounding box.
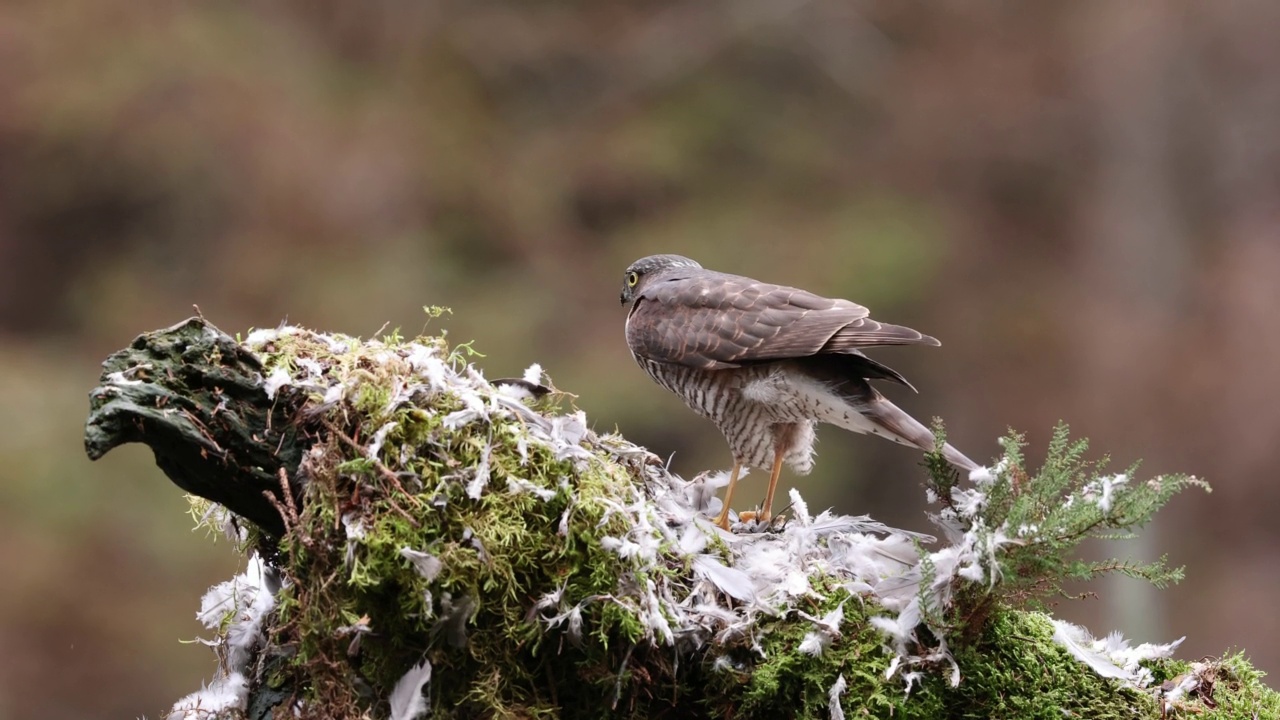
top-left (922, 423), bottom-right (1210, 638)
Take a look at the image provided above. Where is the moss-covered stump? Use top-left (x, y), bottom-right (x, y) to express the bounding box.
top-left (84, 317), bottom-right (1278, 720)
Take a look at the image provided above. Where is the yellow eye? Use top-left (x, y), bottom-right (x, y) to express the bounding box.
top-left (626, 272), bottom-right (639, 287)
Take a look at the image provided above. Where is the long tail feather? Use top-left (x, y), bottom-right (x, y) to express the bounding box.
top-left (834, 392), bottom-right (978, 472)
top-left (790, 358), bottom-right (979, 472)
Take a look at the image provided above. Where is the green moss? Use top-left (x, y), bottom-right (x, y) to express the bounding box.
top-left (943, 610), bottom-right (1153, 719)
top-left (1205, 653), bottom-right (1280, 719)
top-left (1140, 652), bottom-right (1279, 720)
top-left (708, 587), bottom-right (935, 720)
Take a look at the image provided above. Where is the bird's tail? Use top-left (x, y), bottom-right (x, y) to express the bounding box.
top-left (833, 391), bottom-right (978, 472)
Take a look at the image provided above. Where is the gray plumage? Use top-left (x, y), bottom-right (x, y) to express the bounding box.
top-left (619, 254), bottom-right (976, 527)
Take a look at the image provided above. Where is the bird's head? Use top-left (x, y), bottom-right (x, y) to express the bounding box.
top-left (620, 254), bottom-right (702, 305)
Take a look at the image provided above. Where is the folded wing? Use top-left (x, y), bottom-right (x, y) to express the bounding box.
top-left (625, 271), bottom-right (938, 373)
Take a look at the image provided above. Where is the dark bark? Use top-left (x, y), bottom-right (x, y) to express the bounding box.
top-left (83, 317), bottom-right (301, 537)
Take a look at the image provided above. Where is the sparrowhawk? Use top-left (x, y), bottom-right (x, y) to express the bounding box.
top-left (619, 254), bottom-right (976, 529)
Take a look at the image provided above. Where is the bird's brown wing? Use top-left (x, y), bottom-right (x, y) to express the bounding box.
top-left (625, 270), bottom-right (937, 371)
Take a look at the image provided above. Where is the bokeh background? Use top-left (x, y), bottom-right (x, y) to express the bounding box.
top-left (4, 2), bottom-right (1280, 717)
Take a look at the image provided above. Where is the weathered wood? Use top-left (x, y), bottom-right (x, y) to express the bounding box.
top-left (84, 317), bottom-right (301, 536)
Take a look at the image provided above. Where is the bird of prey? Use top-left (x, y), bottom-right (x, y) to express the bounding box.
top-left (619, 254), bottom-right (976, 529)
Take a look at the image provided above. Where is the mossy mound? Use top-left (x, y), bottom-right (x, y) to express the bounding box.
top-left (83, 318), bottom-right (1279, 719)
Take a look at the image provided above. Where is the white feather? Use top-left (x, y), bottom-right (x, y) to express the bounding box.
top-left (400, 548), bottom-right (443, 582)
top-left (1049, 620), bottom-right (1131, 681)
top-left (388, 660), bottom-right (433, 720)
top-left (166, 672), bottom-right (248, 720)
top-left (828, 673), bottom-right (848, 720)
top-left (522, 363), bottom-right (543, 385)
top-left (693, 555), bottom-right (757, 603)
top-left (262, 367), bottom-right (292, 399)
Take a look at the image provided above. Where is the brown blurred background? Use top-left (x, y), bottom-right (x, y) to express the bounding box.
top-left (3, 1), bottom-right (1279, 717)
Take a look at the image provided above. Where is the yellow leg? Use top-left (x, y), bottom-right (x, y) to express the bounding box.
top-left (758, 451), bottom-right (786, 524)
top-left (713, 462), bottom-right (743, 529)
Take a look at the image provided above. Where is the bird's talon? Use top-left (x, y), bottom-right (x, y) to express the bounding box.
top-left (712, 505), bottom-right (734, 530)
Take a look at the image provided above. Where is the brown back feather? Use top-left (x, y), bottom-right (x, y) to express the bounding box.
top-left (626, 268), bottom-right (937, 370)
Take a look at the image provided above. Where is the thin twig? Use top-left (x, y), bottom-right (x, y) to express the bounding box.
top-left (264, 467), bottom-right (304, 541)
top-left (324, 419), bottom-right (425, 508)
